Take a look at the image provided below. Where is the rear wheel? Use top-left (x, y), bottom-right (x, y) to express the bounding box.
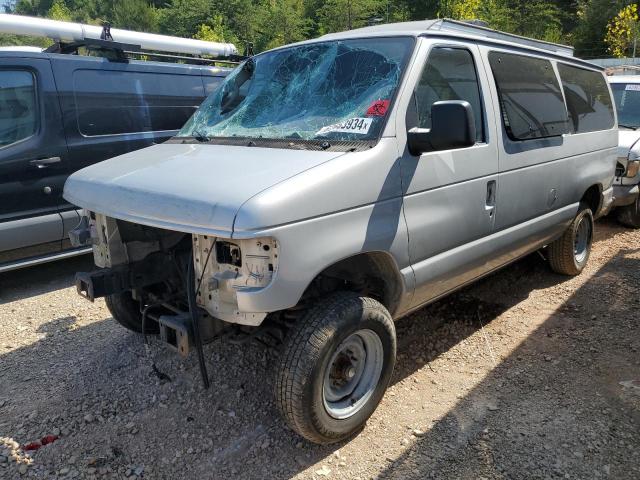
top-left (105, 291), bottom-right (159, 334)
top-left (616, 194), bottom-right (640, 228)
top-left (547, 204), bottom-right (593, 276)
top-left (275, 292), bottom-right (396, 444)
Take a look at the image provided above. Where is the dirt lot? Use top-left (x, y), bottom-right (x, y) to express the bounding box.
top-left (0, 218), bottom-right (639, 480)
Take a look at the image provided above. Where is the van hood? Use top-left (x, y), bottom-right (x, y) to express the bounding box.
top-left (618, 129), bottom-right (640, 159)
top-left (63, 143), bottom-right (346, 235)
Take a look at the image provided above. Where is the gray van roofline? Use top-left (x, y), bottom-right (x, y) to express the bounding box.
top-left (266, 19), bottom-right (603, 72)
top-left (319, 19), bottom-right (574, 57)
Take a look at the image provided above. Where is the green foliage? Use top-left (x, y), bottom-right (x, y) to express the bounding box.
top-left (0, 0), bottom-right (637, 59)
top-left (194, 23), bottom-right (226, 43)
top-left (259, 0), bottom-right (312, 50)
top-left (317, 0), bottom-right (386, 33)
top-left (574, 0), bottom-right (632, 58)
top-left (605, 3), bottom-right (640, 58)
top-left (111, 0), bottom-right (158, 32)
top-left (159, 0), bottom-right (212, 38)
top-left (47, 0), bottom-right (71, 20)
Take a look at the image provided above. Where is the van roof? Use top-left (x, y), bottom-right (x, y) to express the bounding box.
top-left (316, 19), bottom-right (576, 59)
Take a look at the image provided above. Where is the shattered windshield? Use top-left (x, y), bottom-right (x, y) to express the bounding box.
top-left (179, 37), bottom-right (414, 143)
top-left (612, 83), bottom-right (640, 128)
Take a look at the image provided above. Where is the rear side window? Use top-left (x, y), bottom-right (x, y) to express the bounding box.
top-left (414, 47), bottom-right (484, 142)
top-left (557, 64), bottom-right (614, 133)
top-left (73, 70), bottom-right (204, 136)
top-left (0, 70), bottom-right (37, 147)
top-left (488, 52), bottom-right (569, 140)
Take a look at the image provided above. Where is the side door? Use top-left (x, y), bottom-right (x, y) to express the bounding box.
top-left (483, 49), bottom-right (572, 235)
top-left (397, 40), bottom-right (500, 308)
top-left (0, 57), bottom-right (70, 259)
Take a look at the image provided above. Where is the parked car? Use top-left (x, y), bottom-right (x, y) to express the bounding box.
top-left (608, 75), bottom-right (640, 227)
top-left (0, 40), bottom-right (230, 272)
top-left (65, 19), bottom-right (618, 444)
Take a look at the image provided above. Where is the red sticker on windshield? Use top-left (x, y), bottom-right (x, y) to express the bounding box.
top-left (366, 99), bottom-right (390, 116)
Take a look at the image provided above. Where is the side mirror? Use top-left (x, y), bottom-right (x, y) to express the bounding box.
top-left (407, 100), bottom-right (476, 156)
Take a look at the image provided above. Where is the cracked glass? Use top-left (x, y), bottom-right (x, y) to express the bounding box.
top-left (179, 37), bottom-right (414, 144)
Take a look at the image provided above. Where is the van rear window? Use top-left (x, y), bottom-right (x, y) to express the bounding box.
top-left (557, 64), bottom-right (614, 133)
top-left (488, 52), bottom-right (569, 141)
top-left (73, 70), bottom-right (203, 136)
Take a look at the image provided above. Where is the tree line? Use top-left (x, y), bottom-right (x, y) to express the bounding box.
top-left (2, 0), bottom-right (639, 59)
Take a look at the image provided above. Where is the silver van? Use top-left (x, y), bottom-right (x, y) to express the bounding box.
top-left (64, 20), bottom-right (618, 444)
top-left (608, 75), bottom-right (640, 227)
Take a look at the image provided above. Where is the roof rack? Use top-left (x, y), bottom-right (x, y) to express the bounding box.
top-left (431, 19), bottom-right (574, 57)
top-left (339, 18), bottom-right (574, 57)
top-left (0, 14), bottom-right (244, 65)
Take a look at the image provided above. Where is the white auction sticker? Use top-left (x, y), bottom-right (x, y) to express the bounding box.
top-left (625, 84), bottom-right (640, 91)
top-left (317, 117), bottom-right (373, 135)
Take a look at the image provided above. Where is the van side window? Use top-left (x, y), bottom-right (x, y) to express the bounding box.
top-left (73, 70), bottom-right (203, 136)
top-left (414, 47), bottom-right (484, 142)
top-left (488, 52), bottom-right (569, 140)
top-left (557, 64), bottom-right (614, 133)
top-left (0, 70), bottom-right (37, 148)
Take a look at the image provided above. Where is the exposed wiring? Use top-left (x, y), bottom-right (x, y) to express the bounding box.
top-left (140, 302), bottom-right (172, 383)
top-left (188, 239), bottom-right (215, 389)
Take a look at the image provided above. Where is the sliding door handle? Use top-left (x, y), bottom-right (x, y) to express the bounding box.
top-left (30, 156), bottom-right (61, 168)
top-left (486, 180), bottom-right (496, 207)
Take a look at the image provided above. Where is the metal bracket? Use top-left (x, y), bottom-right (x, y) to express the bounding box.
top-left (158, 313), bottom-right (192, 358)
top-left (75, 253), bottom-right (175, 301)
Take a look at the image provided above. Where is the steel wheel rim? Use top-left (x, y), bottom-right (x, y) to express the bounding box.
top-left (322, 329), bottom-right (384, 420)
top-left (574, 215), bottom-right (591, 264)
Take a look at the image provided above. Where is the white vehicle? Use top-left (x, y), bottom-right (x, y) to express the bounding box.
top-left (608, 75), bottom-right (640, 227)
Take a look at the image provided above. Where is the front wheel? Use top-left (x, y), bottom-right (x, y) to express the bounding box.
top-left (105, 291), bottom-right (159, 334)
top-left (547, 204), bottom-right (594, 276)
top-left (616, 194), bottom-right (640, 228)
top-left (275, 292), bottom-right (396, 444)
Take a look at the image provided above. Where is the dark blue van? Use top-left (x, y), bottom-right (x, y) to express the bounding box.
top-left (0, 48), bottom-right (229, 271)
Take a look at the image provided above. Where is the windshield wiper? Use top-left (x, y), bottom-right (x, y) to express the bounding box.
top-left (619, 124), bottom-right (639, 131)
top-left (192, 130), bottom-right (211, 142)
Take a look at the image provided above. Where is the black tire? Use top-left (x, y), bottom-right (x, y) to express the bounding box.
top-left (105, 291), bottom-right (159, 334)
top-left (615, 195), bottom-right (640, 228)
top-left (547, 203), bottom-right (594, 276)
top-left (275, 292), bottom-right (396, 445)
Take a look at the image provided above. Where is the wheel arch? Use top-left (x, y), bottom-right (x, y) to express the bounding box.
top-left (581, 184), bottom-right (602, 215)
top-left (299, 251), bottom-right (405, 317)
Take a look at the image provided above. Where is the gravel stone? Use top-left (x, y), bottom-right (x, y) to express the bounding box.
top-left (0, 221), bottom-right (638, 479)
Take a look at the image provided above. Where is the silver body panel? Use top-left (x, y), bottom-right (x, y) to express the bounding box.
top-left (64, 33), bottom-right (618, 323)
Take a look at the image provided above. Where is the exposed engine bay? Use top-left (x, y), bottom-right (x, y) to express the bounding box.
top-left (73, 211), bottom-right (278, 324)
top-left (70, 210), bottom-right (284, 367)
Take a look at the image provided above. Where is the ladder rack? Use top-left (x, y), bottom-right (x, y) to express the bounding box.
top-left (0, 14), bottom-right (242, 64)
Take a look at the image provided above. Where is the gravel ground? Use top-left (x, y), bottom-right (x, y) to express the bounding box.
top-left (0, 217), bottom-right (638, 480)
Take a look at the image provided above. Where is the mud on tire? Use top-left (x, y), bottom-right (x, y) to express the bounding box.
top-left (275, 292), bottom-right (396, 444)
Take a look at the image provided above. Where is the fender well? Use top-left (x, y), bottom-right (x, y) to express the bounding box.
top-left (300, 251), bottom-right (404, 317)
top-left (581, 184), bottom-right (601, 215)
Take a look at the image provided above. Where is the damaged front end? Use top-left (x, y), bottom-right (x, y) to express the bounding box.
top-left (70, 211), bottom-right (279, 361)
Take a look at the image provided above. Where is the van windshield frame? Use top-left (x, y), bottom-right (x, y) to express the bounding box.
top-left (176, 36), bottom-right (415, 151)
